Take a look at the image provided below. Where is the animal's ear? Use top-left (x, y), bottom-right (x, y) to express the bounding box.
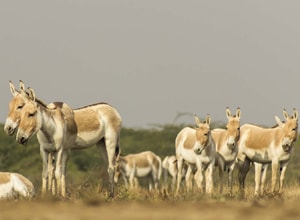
top-left (226, 107), bottom-right (232, 119)
top-left (194, 114), bottom-right (202, 127)
top-left (275, 116), bottom-right (284, 127)
top-left (9, 80), bottom-right (18, 97)
top-left (19, 80), bottom-right (26, 92)
top-left (205, 114), bottom-right (211, 126)
top-left (236, 107), bottom-right (241, 120)
top-left (20, 87), bottom-right (29, 100)
top-left (293, 108), bottom-right (298, 120)
top-left (283, 108), bottom-right (289, 121)
top-left (27, 87), bottom-right (36, 102)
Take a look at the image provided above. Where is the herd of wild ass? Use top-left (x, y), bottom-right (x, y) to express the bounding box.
top-left (0, 80), bottom-right (298, 200)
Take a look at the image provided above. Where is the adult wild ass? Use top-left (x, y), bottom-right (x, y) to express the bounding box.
top-left (212, 107), bottom-right (241, 195)
top-left (5, 81), bottom-right (56, 194)
top-left (5, 81), bottom-right (122, 198)
top-left (237, 109), bottom-right (298, 196)
top-left (175, 114), bottom-right (215, 195)
top-left (0, 172), bottom-right (35, 200)
top-left (16, 87), bottom-right (77, 198)
top-left (114, 151), bottom-right (162, 191)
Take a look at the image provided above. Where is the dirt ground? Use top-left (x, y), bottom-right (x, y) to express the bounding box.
top-left (0, 197), bottom-right (300, 220)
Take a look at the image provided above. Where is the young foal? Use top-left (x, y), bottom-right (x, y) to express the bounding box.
top-left (114, 151), bottom-right (162, 191)
top-left (0, 172), bottom-right (35, 200)
top-left (237, 109), bottom-right (298, 196)
top-left (16, 88), bottom-right (77, 198)
top-left (5, 81), bottom-right (122, 198)
top-left (175, 114), bottom-right (215, 195)
top-left (212, 107), bottom-right (241, 194)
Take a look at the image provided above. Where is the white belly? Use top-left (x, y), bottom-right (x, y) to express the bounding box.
top-left (135, 167), bottom-right (152, 177)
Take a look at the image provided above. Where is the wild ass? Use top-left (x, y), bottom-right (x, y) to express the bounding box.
top-left (175, 114), bottom-right (215, 195)
top-left (0, 172), bottom-right (35, 200)
top-left (237, 109), bottom-right (298, 196)
top-left (5, 81), bottom-right (122, 198)
top-left (5, 81), bottom-right (56, 193)
top-left (212, 107), bottom-right (241, 194)
top-left (114, 151), bottom-right (162, 191)
top-left (161, 155), bottom-right (187, 192)
top-left (16, 88), bottom-right (77, 198)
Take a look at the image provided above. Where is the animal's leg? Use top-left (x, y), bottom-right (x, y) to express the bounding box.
top-left (47, 154), bottom-right (53, 192)
top-left (128, 172), bottom-right (135, 190)
top-left (279, 162), bottom-right (288, 194)
top-left (152, 169), bottom-right (159, 191)
top-left (121, 172), bottom-right (129, 189)
top-left (40, 149), bottom-right (49, 196)
top-left (261, 164), bottom-right (268, 195)
top-left (134, 177), bottom-right (139, 189)
top-left (47, 153), bottom-right (56, 195)
top-left (205, 162), bottom-right (214, 194)
top-left (271, 160), bottom-right (279, 194)
top-left (60, 149), bottom-right (70, 198)
top-left (185, 165), bottom-right (193, 192)
top-left (217, 155), bottom-right (225, 194)
top-left (195, 160), bottom-right (204, 193)
top-left (171, 175), bottom-right (177, 192)
top-left (228, 162), bottom-right (235, 196)
top-left (162, 167), bottom-right (169, 192)
top-left (54, 150), bottom-right (63, 197)
top-left (237, 157), bottom-right (251, 191)
top-left (103, 133), bottom-right (119, 197)
top-left (254, 162), bottom-right (262, 196)
top-left (175, 156), bottom-right (184, 194)
top-left (148, 175), bottom-right (154, 192)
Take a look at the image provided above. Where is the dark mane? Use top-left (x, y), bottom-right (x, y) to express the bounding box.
top-left (74, 102), bottom-right (110, 110)
top-left (35, 98), bottom-right (48, 108)
top-left (22, 90), bottom-right (48, 108)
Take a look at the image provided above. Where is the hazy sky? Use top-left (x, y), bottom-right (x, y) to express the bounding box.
top-left (1, 1), bottom-right (300, 128)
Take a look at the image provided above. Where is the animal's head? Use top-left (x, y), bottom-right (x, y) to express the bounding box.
top-left (225, 107), bottom-right (241, 150)
top-left (275, 108), bottom-right (298, 152)
top-left (4, 80), bottom-right (27, 135)
top-left (16, 87), bottom-right (41, 145)
top-left (193, 114), bottom-right (211, 154)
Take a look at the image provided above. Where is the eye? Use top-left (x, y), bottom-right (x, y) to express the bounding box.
top-left (204, 133), bottom-right (208, 136)
top-left (28, 112), bottom-right (36, 117)
top-left (17, 105), bottom-right (24, 110)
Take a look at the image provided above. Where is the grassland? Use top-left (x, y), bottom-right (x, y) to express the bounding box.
top-left (1, 123), bottom-right (300, 219)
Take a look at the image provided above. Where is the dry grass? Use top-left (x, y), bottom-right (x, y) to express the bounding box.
top-left (1, 181), bottom-right (300, 220)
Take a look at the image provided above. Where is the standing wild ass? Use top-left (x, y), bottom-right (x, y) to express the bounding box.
top-left (5, 81), bottom-right (122, 198)
top-left (237, 109), bottom-right (298, 196)
top-left (114, 151), bottom-right (162, 191)
top-left (5, 81), bottom-right (56, 194)
top-left (175, 114), bottom-right (215, 195)
top-left (212, 107), bottom-right (241, 194)
top-left (16, 87), bottom-right (77, 198)
top-left (0, 172), bottom-right (35, 200)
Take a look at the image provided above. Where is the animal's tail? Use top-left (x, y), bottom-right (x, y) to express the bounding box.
top-left (115, 137), bottom-right (121, 157)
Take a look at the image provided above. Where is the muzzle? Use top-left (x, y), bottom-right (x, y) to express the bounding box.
top-left (16, 135), bottom-right (29, 146)
top-left (282, 144), bottom-right (293, 152)
top-left (193, 145), bottom-right (205, 155)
